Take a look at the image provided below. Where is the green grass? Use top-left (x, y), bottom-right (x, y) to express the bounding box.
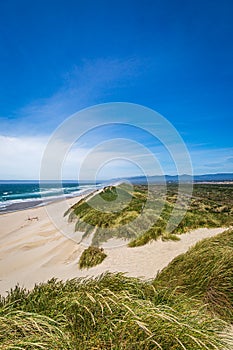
top-left (154, 228), bottom-right (233, 323)
top-left (1, 185), bottom-right (233, 349)
top-left (66, 183), bottom-right (233, 247)
top-left (79, 246), bottom-right (107, 269)
top-left (0, 271), bottom-right (232, 349)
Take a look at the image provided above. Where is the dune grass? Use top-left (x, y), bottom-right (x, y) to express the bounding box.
top-left (1, 185), bottom-right (233, 348)
top-left (154, 228), bottom-right (233, 323)
top-left (1, 271), bottom-right (232, 349)
top-left (1, 229), bottom-right (233, 348)
top-left (79, 246), bottom-right (107, 269)
top-left (66, 183), bottom-right (233, 247)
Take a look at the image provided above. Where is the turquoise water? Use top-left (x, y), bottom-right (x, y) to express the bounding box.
top-left (0, 182), bottom-right (101, 213)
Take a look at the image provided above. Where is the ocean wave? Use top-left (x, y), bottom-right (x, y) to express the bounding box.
top-left (0, 185), bottom-right (100, 213)
top-left (0, 202), bottom-right (7, 209)
top-left (1, 186), bottom-right (89, 200)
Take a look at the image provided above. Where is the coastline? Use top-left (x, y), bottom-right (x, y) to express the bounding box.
top-left (1, 180), bottom-right (232, 215)
top-left (0, 190), bottom-right (226, 295)
top-left (0, 187), bottom-right (98, 215)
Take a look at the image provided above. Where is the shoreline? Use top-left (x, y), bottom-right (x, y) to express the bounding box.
top-left (1, 180), bottom-right (232, 214)
top-left (0, 188), bottom-right (97, 215)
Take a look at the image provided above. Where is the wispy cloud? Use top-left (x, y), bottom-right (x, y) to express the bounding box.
top-left (1, 132), bottom-right (232, 180)
top-left (190, 148), bottom-right (233, 174)
top-left (1, 57), bottom-right (142, 137)
top-left (0, 57), bottom-right (232, 179)
top-left (0, 57), bottom-right (147, 179)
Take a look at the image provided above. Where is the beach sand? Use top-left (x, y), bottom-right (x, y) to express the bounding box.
top-left (0, 195), bottom-right (226, 296)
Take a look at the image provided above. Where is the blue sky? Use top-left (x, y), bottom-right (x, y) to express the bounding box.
top-left (0, 0), bottom-right (232, 179)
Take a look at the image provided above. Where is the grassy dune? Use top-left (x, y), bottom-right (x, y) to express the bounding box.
top-left (1, 185), bottom-right (232, 348)
top-left (1, 231), bottom-right (233, 348)
top-left (66, 183), bottom-right (233, 248)
top-left (154, 228), bottom-right (233, 323)
top-left (1, 259), bottom-right (232, 349)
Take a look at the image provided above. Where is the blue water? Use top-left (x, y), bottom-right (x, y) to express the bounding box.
top-left (0, 181), bottom-right (102, 213)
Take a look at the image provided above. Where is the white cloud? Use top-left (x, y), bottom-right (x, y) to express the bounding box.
top-left (0, 135), bottom-right (47, 179)
top-left (61, 139), bottom-right (180, 180)
top-left (1, 57), bottom-right (232, 179)
top-left (1, 133), bottom-right (232, 180)
top-left (0, 57), bottom-right (146, 179)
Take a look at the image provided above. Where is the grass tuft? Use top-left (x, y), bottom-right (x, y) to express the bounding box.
top-left (79, 246), bottom-right (107, 269)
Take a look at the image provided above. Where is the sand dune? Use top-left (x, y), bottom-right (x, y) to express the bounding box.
top-left (0, 196), bottom-right (226, 296)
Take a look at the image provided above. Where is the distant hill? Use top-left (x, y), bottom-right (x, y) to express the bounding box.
top-left (1, 173), bottom-right (233, 184)
top-left (114, 173), bottom-right (233, 184)
top-left (193, 173), bottom-right (233, 182)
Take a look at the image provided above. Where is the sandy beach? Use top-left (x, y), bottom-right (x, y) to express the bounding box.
top-left (0, 195), bottom-right (226, 296)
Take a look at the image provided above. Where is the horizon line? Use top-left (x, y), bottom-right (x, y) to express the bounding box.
top-left (0, 172), bottom-right (233, 182)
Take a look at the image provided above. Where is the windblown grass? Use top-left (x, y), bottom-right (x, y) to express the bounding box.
top-left (154, 228), bottom-right (233, 323)
top-left (1, 272), bottom-right (232, 349)
top-left (79, 246), bottom-right (107, 269)
top-left (1, 185), bottom-right (233, 348)
top-left (0, 309), bottom-right (72, 349)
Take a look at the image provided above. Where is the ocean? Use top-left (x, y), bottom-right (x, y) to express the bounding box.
top-left (0, 181), bottom-right (102, 213)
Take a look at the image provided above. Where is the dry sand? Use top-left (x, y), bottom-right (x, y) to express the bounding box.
top-left (0, 195), bottom-right (226, 296)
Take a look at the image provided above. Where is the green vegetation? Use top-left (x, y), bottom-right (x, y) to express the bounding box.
top-left (79, 246), bottom-right (107, 269)
top-left (1, 185), bottom-right (233, 348)
top-left (0, 269), bottom-right (232, 349)
top-left (66, 183), bottom-right (233, 247)
top-left (154, 228), bottom-right (233, 323)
